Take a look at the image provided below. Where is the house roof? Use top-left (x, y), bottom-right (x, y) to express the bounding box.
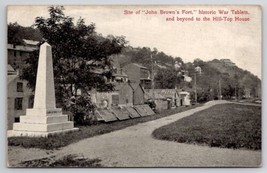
top-left (23, 39), bottom-right (40, 46)
top-left (7, 44), bottom-right (38, 52)
top-left (155, 64), bottom-right (167, 69)
top-left (131, 63), bottom-right (148, 69)
top-left (146, 89), bottom-right (178, 98)
top-left (178, 91), bottom-right (190, 95)
top-left (7, 64), bottom-right (17, 75)
top-left (7, 64), bottom-right (15, 72)
top-left (144, 90), bottom-right (165, 100)
top-left (177, 88), bottom-right (195, 93)
top-left (7, 75), bottom-right (18, 84)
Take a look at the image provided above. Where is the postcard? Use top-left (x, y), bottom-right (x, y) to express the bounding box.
top-left (7, 5), bottom-right (261, 167)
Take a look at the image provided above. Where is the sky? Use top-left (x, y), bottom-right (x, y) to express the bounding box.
top-left (7, 5), bottom-right (262, 79)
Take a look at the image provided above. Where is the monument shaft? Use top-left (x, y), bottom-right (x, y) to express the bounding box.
top-left (34, 43), bottom-right (56, 109)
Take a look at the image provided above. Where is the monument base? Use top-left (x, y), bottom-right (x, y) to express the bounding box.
top-left (8, 108), bottom-right (79, 138)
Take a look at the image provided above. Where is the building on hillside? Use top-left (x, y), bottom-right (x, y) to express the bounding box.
top-left (129, 82), bottom-right (145, 105)
top-left (220, 59), bottom-right (236, 67)
top-left (22, 39), bottom-right (39, 48)
top-left (7, 65), bottom-right (33, 130)
top-left (122, 63), bottom-right (152, 89)
top-left (7, 42), bottom-right (38, 70)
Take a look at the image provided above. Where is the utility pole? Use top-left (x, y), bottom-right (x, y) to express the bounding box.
top-left (194, 72), bottom-right (197, 103)
top-left (151, 54), bottom-right (155, 102)
top-left (218, 77), bottom-right (222, 100)
top-left (235, 85), bottom-right (237, 100)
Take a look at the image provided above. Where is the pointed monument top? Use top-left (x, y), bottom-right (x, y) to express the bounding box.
top-left (41, 42), bottom-right (51, 47)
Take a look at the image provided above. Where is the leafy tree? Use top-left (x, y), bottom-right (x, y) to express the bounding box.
top-left (20, 6), bottom-right (127, 124)
top-left (154, 68), bottom-right (177, 89)
top-left (8, 22), bottom-right (42, 44)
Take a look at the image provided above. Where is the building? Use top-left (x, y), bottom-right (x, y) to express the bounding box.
top-left (122, 63), bottom-right (152, 89)
top-left (7, 42), bottom-right (38, 71)
top-left (146, 89), bottom-right (180, 108)
top-left (22, 39), bottom-right (39, 48)
top-left (114, 82), bottom-right (133, 106)
top-left (144, 90), bottom-right (168, 111)
top-left (220, 59), bottom-right (236, 67)
top-left (90, 89), bottom-right (119, 109)
top-left (178, 91), bottom-right (191, 106)
top-left (110, 68), bottom-right (128, 83)
top-left (129, 82), bottom-right (145, 105)
top-left (7, 65), bottom-right (33, 130)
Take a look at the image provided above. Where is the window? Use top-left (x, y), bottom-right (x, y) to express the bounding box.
top-left (17, 82), bottom-right (23, 92)
top-left (14, 51), bottom-right (16, 57)
top-left (14, 117), bottom-right (20, 122)
top-left (28, 95), bottom-right (34, 108)
top-left (14, 98), bottom-right (23, 110)
top-left (20, 51), bottom-right (23, 56)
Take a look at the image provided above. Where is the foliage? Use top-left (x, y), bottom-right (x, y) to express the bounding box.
top-left (154, 68), bottom-right (177, 89)
top-left (19, 6), bottom-right (127, 120)
top-left (8, 104), bottom-right (202, 150)
top-left (152, 104), bottom-right (261, 150)
top-left (19, 155), bottom-right (102, 167)
top-left (8, 22), bottom-right (42, 44)
top-left (144, 100), bottom-right (156, 111)
top-left (64, 95), bottom-right (97, 125)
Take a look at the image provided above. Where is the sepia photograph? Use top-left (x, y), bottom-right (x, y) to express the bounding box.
top-left (6, 5), bottom-right (261, 168)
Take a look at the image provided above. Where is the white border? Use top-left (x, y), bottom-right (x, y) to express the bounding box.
top-left (0, 0), bottom-right (265, 172)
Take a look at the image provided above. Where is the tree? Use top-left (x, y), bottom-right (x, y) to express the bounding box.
top-left (8, 22), bottom-right (23, 45)
top-left (154, 68), bottom-right (177, 89)
top-left (8, 22), bottom-right (42, 44)
top-left (20, 6), bottom-right (127, 123)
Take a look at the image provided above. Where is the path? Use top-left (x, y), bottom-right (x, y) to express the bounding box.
top-left (8, 100), bottom-right (261, 167)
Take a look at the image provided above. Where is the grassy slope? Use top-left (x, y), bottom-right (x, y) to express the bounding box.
top-left (8, 104), bottom-right (201, 150)
top-left (152, 103), bottom-right (261, 150)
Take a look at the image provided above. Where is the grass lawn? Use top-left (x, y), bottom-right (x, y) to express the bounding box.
top-left (8, 104), bottom-right (201, 150)
top-left (152, 103), bottom-right (261, 150)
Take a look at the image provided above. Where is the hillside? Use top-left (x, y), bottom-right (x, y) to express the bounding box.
top-left (8, 23), bottom-right (261, 101)
top-left (114, 48), bottom-right (261, 101)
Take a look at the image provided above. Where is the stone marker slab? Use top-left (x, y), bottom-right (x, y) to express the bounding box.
top-left (126, 107), bottom-right (141, 118)
top-left (134, 105), bottom-right (148, 117)
top-left (110, 107), bottom-right (130, 120)
top-left (142, 104), bottom-right (155, 116)
top-left (97, 109), bottom-right (118, 122)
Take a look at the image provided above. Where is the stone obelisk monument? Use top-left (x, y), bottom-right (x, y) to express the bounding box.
top-left (9, 42), bottom-right (78, 137)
